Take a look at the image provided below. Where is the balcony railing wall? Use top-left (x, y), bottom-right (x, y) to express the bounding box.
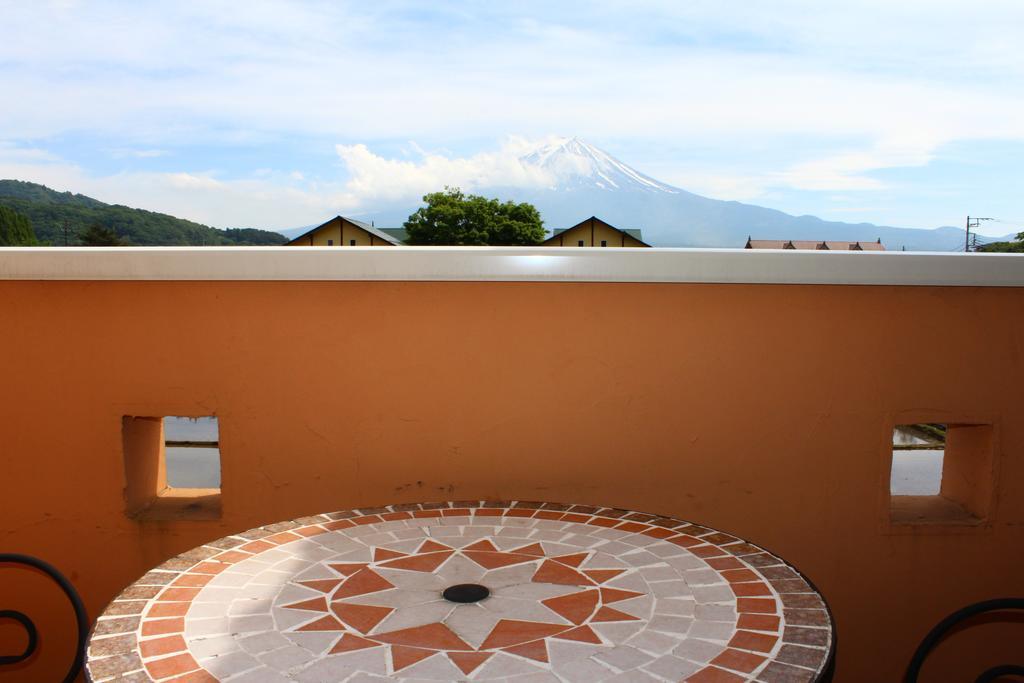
top-left (1, 248), bottom-right (1022, 682)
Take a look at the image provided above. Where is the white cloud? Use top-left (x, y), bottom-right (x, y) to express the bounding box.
top-left (334, 137), bottom-right (558, 203)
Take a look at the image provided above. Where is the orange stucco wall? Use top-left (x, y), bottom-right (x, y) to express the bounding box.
top-left (1, 280), bottom-right (1022, 681)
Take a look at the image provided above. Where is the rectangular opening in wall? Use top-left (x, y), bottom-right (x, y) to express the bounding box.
top-left (890, 423), bottom-right (994, 526)
top-left (164, 417), bottom-right (221, 489)
top-left (122, 415), bottom-right (222, 521)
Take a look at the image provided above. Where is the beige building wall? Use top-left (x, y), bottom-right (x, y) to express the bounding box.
top-left (292, 217), bottom-right (395, 246)
top-left (544, 217), bottom-right (648, 247)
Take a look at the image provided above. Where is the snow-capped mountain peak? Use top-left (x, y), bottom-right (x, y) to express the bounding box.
top-left (519, 136), bottom-right (678, 194)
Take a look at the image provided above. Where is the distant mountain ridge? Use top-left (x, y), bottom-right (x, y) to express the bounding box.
top-left (0, 179), bottom-right (287, 246)
top-left (318, 137), bottom-right (1013, 251)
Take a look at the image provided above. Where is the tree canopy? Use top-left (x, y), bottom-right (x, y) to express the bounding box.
top-left (0, 179), bottom-right (287, 246)
top-left (79, 222), bottom-right (125, 246)
top-left (403, 188), bottom-right (545, 245)
top-left (0, 205), bottom-right (38, 245)
top-left (978, 231), bottom-right (1024, 253)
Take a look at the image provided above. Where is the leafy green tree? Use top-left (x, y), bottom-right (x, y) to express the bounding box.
top-left (404, 187), bottom-right (545, 245)
top-left (0, 205), bottom-right (38, 245)
top-left (79, 222), bottom-right (125, 246)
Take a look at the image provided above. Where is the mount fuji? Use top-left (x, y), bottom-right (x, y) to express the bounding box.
top-left (292, 137), bottom-right (995, 250)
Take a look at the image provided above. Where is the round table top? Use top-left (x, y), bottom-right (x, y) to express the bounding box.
top-left (86, 502), bottom-right (834, 682)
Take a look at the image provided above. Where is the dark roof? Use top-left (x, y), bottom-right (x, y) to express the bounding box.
top-left (745, 238), bottom-right (885, 251)
top-left (287, 216), bottom-right (402, 245)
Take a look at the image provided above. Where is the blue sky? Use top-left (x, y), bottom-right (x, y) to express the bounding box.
top-left (2, 1), bottom-right (1023, 237)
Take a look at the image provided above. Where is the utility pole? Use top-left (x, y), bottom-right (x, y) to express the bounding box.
top-left (965, 216), bottom-right (993, 252)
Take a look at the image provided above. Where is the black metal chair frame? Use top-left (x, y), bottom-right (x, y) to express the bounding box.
top-left (0, 553), bottom-right (88, 683)
top-left (905, 598), bottom-right (1024, 683)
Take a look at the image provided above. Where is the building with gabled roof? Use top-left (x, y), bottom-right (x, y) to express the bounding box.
top-left (541, 216), bottom-right (650, 248)
top-left (286, 216), bottom-right (401, 247)
top-left (745, 237), bottom-right (885, 251)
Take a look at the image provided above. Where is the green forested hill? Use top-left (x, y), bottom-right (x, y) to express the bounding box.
top-left (0, 179), bottom-right (287, 246)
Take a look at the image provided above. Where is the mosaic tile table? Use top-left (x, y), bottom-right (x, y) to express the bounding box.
top-left (86, 502), bottom-right (834, 683)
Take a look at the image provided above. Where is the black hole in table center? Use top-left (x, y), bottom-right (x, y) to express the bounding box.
top-left (443, 583), bottom-right (490, 604)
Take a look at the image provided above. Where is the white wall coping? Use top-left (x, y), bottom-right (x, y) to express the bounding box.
top-left (0, 246), bottom-right (1022, 286)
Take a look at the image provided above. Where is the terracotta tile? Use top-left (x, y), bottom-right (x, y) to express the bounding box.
top-left (534, 510), bottom-right (565, 520)
top-left (720, 568), bottom-right (760, 583)
top-left (705, 556), bottom-right (744, 570)
top-left (737, 598), bottom-right (777, 614)
top-left (333, 568), bottom-right (394, 599)
top-left (212, 550), bottom-right (250, 564)
top-left (375, 622), bottom-right (473, 650)
top-left (293, 525), bottom-right (328, 537)
top-left (297, 614), bottom-right (346, 631)
top-left (329, 633), bottom-right (381, 654)
top-left (710, 647), bottom-right (766, 673)
top-left (381, 511), bottom-right (413, 521)
top-left (240, 540), bottom-right (275, 553)
top-left (583, 569), bottom-right (625, 584)
top-left (600, 587), bottom-right (645, 603)
top-left (614, 521), bottom-right (648, 533)
top-left (686, 665), bottom-right (747, 682)
top-left (442, 508), bottom-right (471, 516)
top-left (586, 517), bottom-right (620, 528)
top-left (323, 519), bottom-right (355, 531)
top-left (474, 508), bottom-right (503, 516)
top-left (332, 603), bottom-right (394, 634)
top-left (553, 625), bottom-right (602, 644)
top-left (380, 551), bottom-right (452, 572)
top-left (283, 597), bottom-right (329, 612)
top-left (418, 539), bottom-right (452, 553)
top-left (512, 543), bottom-right (545, 556)
top-left (566, 505), bottom-right (599, 514)
top-left (541, 589), bottom-right (599, 624)
top-left (591, 606), bottom-right (640, 622)
top-left (353, 515), bottom-right (383, 525)
top-left (391, 645), bottom-right (437, 671)
top-left (561, 513), bottom-right (591, 523)
top-left (642, 526), bottom-right (677, 539)
top-left (690, 544), bottom-right (728, 558)
top-left (413, 510), bottom-right (442, 518)
top-left (141, 617), bottom-right (184, 637)
top-left (728, 629), bottom-right (778, 653)
top-left (532, 559), bottom-right (593, 586)
top-left (479, 619), bottom-right (567, 649)
top-left (464, 539), bottom-right (499, 552)
top-left (139, 635), bottom-right (186, 659)
top-left (266, 531), bottom-right (302, 545)
top-left (374, 548), bottom-right (406, 562)
top-left (171, 574), bottom-right (213, 588)
top-left (505, 508), bottom-right (536, 518)
top-left (144, 652), bottom-right (199, 680)
top-left (737, 613), bottom-right (781, 632)
top-left (448, 651), bottom-right (492, 675)
top-left (299, 578), bottom-right (343, 593)
top-left (157, 587), bottom-right (200, 602)
top-left (466, 551), bottom-right (537, 569)
top-left (188, 562), bottom-right (229, 575)
top-left (731, 582), bottom-right (771, 597)
top-left (553, 552), bottom-right (588, 568)
top-left (503, 639), bottom-right (549, 663)
top-left (145, 602), bottom-right (189, 619)
top-left (669, 535), bottom-right (703, 548)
